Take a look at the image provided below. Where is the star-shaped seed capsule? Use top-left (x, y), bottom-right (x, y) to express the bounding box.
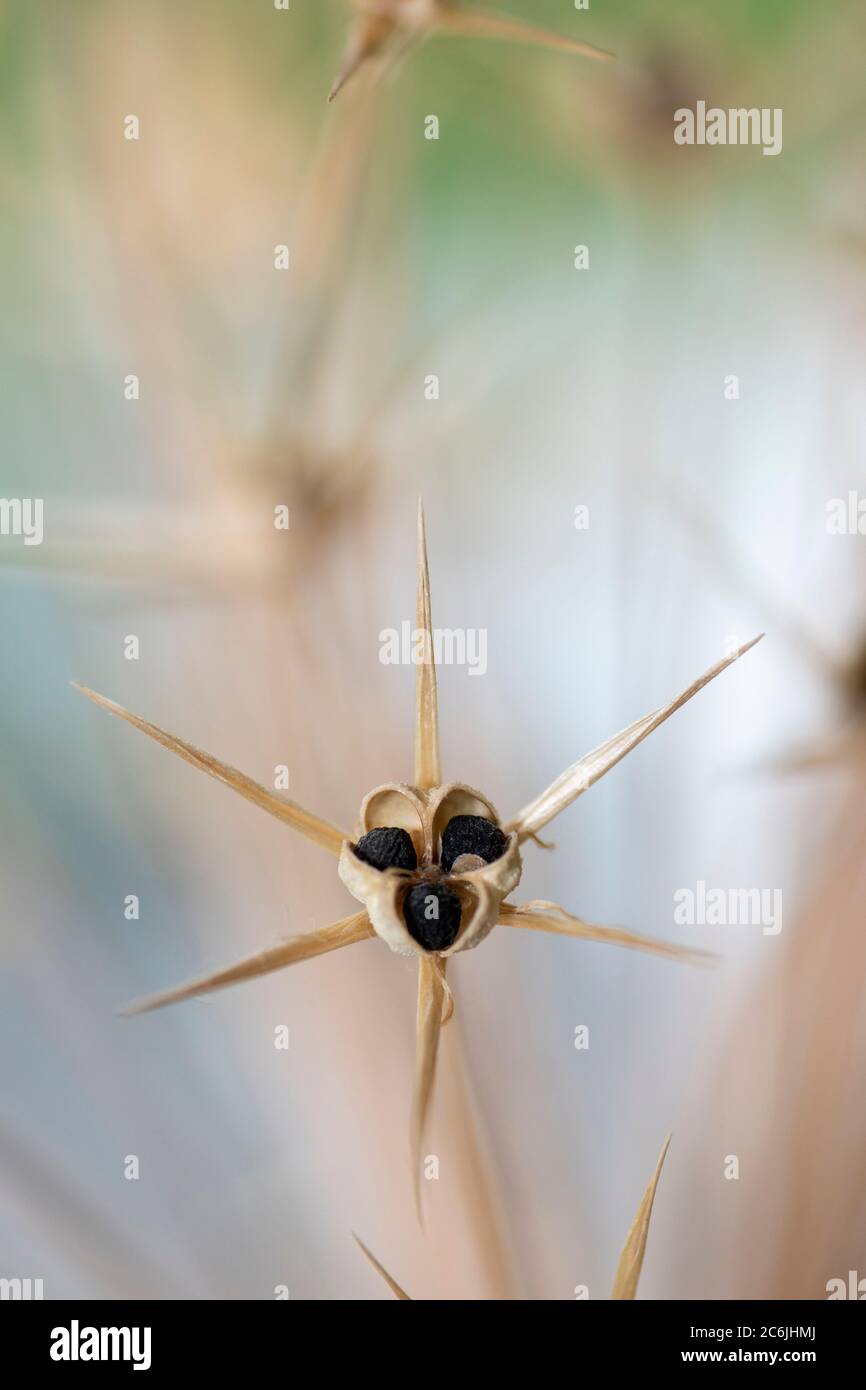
top-left (73, 505), bottom-right (760, 1213)
top-left (329, 0), bottom-right (613, 102)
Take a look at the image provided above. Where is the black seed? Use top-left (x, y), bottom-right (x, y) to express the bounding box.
top-left (440, 815), bottom-right (508, 873)
top-left (403, 882), bottom-right (462, 952)
top-left (353, 826), bottom-right (417, 872)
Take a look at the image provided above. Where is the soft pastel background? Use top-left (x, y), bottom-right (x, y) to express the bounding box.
top-left (2, 0), bottom-right (866, 1299)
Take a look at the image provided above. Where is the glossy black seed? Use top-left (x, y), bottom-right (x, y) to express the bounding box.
top-left (353, 826), bottom-right (417, 872)
top-left (440, 815), bottom-right (508, 874)
top-left (403, 882), bottom-right (462, 952)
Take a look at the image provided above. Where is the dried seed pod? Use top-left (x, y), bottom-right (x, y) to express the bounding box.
top-left (403, 882), bottom-right (462, 952)
top-left (337, 780), bottom-right (523, 957)
top-left (440, 814), bottom-right (509, 874)
top-left (354, 826), bottom-right (417, 872)
top-left (74, 501), bottom-right (761, 1227)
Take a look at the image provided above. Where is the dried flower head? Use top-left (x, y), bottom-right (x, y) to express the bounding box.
top-left (0, 87), bottom-right (387, 598)
top-left (73, 504), bottom-right (760, 1212)
top-left (329, 0), bottom-right (614, 102)
top-left (355, 1133), bottom-right (672, 1298)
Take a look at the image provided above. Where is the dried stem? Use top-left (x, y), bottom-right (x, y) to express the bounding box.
top-left (411, 954), bottom-right (447, 1221)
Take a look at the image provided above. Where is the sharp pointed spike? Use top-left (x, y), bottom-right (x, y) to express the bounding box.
top-left (506, 637), bottom-right (764, 841)
top-left (71, 683), bottom-right (349, 854)
top-left (353, 1234), bottom-right (412, 1299)
top-left (499, 902), bottom-right (716, 966)
top-left (120, 913), bottom-right (374, 1016)
top-left (611, 1136), bottom-right (672, 1300)
top-left (414, 502), bottom-right (441, 789)
top-left (329, 13), bottom-right (394, 101)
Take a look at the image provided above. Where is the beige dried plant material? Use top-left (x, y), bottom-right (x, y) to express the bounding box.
top-left (72, 684), bottom-right (348, 854)
top-left (610, 1134), bottom-right (671, 1299)
top-left (354, 1134), bottom-right (672, 1299)
top-left (330, 10), bottom-right (397, 102)
top-left (330, 1), bottom-right (613, 102)
top-left (338, 781), bottom-right (521, 957)
top-left (353, 1234), bottom-right (411, 1299)
top-left (435, 6), bottom-right (613, 60)
top-left (75, 505), bottom-right (759, 1210)
top-left (411, 955), bottom-right (447, 1218)
top-left (506, 634), bottom-right (763, 843)
top-left (2, 74), bottom-right (387, 600)
top-left (120, 913), bottom-right (374, 1017)
top-left (499, 902), bottom-right (715, 966)
top-left (414, 500), bottom-right (441, 790)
